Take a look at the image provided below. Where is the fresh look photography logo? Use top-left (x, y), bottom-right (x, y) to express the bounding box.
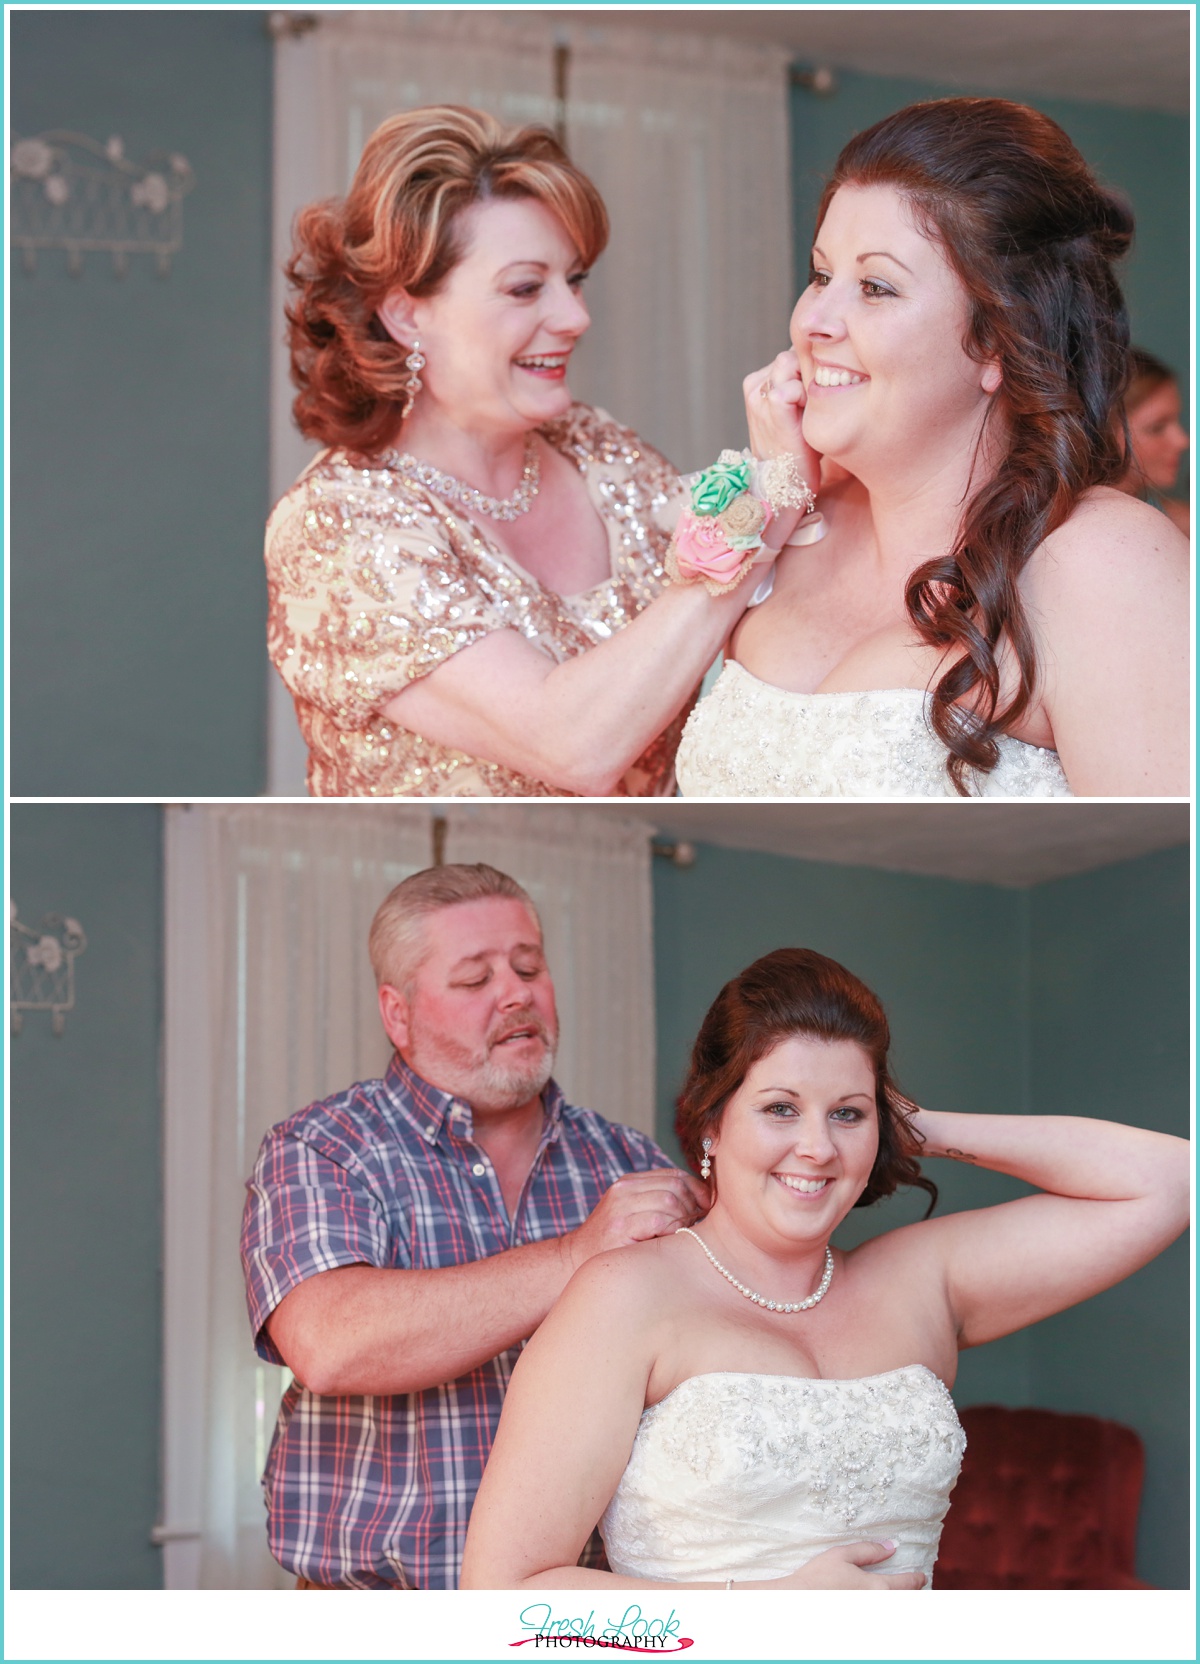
top-left (509, 1604), bottom-right (694, 1652)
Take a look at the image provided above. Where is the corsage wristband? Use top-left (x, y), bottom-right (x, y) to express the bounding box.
top-left (665, 449), bottom-right (817, 597)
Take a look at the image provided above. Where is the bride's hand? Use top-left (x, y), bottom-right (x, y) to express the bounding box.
top-left (776, 1540), bottom-right (927, 1590)
top-left (743, 349), bottom-right (822, 494)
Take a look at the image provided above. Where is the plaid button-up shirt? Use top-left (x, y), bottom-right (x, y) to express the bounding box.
top-left (241, 1055), bottom-right (672, 1588)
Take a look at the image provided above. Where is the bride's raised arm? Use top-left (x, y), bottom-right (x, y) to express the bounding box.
top-left (889, 1105), bottom-right (1190, 1348)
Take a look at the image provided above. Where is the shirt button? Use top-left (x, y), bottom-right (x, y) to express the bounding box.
top-left (472, 1163), bottom-right (486, 1177)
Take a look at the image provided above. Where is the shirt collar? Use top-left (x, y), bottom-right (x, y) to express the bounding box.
top-left (385, 1053), bottom-right (566, 1148)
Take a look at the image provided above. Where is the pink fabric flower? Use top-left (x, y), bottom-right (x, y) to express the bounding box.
top-left (672, 511), bottom-right (748, 584)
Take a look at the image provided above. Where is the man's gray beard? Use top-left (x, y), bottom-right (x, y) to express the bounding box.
top-left (473, 1044), bottom-right (556, 1111)
top-left (407, 1008), bottom-right (558, 1113)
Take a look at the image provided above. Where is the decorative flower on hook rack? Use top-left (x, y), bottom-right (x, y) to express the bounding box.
top-left (10, 902), bottom-right (87, 1036)
top-left (11, 130), bottom-right (195, 276)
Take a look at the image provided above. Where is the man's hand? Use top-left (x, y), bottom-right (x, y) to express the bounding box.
top-left (564, 1170), bottom-right (708, 1273)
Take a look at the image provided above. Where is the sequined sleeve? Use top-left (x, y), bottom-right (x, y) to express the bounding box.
top-left (266, 409), bottom-right (693, 797)
top-left (266, 457), bottom-right (517, 731)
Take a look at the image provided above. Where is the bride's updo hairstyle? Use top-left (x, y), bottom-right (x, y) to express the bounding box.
top-left (820, 98), bottom-right (1133, 792)
top-left (675, 949), bottom-right (936, 1213)
top-left (286, 105), bottom-right (609, 455)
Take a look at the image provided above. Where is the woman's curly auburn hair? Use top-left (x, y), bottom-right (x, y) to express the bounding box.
top-left (675, 948), bottom-right (937, 1215)
top-left (285, 105), bottom-right (609, 455)
top-left (818, 98), bottom-right (1134, 793)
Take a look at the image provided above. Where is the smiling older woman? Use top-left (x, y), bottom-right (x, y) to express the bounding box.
top-left (460, 948), bottom-right (1189, 1591)
top-left (676, 98), bottom-right (1189, 798)
top-left (268, 106), bottom-right (806, 797)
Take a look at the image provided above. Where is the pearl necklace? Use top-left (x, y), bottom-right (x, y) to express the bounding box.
top-left (386, 434), bottom-right (540, 522)
top-left (676, 1228), bottom-right (834, 1314)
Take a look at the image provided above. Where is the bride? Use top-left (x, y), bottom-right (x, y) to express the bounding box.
top-left (460, 948), bottom-right (1187, 1590)
top-left (676, 98), bottom-right (1189, 798)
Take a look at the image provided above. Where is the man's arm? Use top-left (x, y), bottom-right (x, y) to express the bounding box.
top-left (266, 1168), bottom-right (706, 1396)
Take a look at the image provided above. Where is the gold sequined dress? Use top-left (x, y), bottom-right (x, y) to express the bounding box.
top-left (266, 404), bottom-right (688, 797)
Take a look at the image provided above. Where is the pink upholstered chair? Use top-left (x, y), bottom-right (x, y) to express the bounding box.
top-left (935, 1405), bottom-right (1153, 1589)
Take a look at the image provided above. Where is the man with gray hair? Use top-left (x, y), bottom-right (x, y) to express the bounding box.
top-left (241, 862), bottom-right (704, 1589)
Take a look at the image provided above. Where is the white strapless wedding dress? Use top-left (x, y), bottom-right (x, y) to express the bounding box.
top-left (676, 660), bottom-right (1072, 798)
top-left (600, 1366), bottom-right (965, 1587)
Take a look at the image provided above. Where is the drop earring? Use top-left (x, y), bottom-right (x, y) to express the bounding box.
top-left (700, 1137), bottom-right (712, 1181)
top-left (400, 338), bottom-right (425, 419)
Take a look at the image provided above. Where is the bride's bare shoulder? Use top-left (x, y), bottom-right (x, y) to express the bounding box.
top-left (559, 1234), bottom-right (695, 1322)
top-left (1026, 486), bottom-right (1188, 602)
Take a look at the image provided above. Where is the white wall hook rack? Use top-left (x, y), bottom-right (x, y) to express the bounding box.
top-left (11, 130), bottom-right (194, 276)
top-left (10, 904), bottom-right (87, 1035)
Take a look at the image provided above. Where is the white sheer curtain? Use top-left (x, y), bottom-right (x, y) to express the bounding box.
top-left (268, 11), bottom-right (793, 791)
top-left (161, 803), bottom-right (655, 1587)
top-left (564, 25), bottom-right (794, 473)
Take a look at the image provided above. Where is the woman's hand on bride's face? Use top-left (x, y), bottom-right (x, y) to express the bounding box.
top-left (779, 1540), bottom-right (926, 1591)
top-left (744, 349), bottom-right (822, 490)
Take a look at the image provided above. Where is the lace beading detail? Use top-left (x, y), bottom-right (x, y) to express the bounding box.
top-left (265, 405), bottom-right (687, 797)
top-left (676, 661), bottom-right (1073, 799)
top-left (600, 1366), bottom-right (965, 1585)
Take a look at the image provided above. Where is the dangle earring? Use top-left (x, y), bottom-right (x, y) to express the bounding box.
top-left (700, 1137), bottom-right (712, 1181)
top-left (400, 338), bottom-right (425, 419)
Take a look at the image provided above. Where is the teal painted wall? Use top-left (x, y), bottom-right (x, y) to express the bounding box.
top-left (10, 806), bottom-right (165, 1588)
top-left (1026, 848), bottom-right (1190, 1588)
top-left (653, 843), bottom-right (1189, 1587)
top-left (790, 69), bottom-right (1191, 433)
top-left (10, 12), bottom-right (273, 795)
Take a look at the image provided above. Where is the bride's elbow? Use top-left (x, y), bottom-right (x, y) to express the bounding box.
top-left (1161, 1137), bottom-right (1191, 1236)
top-left (1131, 1134), bottom-right (1191, 1246)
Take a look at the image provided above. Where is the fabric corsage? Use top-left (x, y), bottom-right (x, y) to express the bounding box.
top-left (665, 450), bottom-right (817, 596)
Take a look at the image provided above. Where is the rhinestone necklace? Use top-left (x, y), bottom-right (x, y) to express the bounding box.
top-left (676, 1227), bottom-right (834, 1314)
top-left (386, 434), bottom-right (540, 522)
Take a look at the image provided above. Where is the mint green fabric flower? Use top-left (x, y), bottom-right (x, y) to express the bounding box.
top-left (691, 458), bottom-right (752, 517)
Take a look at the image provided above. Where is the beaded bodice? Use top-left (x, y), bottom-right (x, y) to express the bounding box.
top-left (676, 660), bottom-right (1073, 799)
top-left (600, 1366), bottom-right (965, 1586)
top-left (265, 405), bottom-right (687, 797)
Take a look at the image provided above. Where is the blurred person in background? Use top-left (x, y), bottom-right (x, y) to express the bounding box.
top-left (1116, 348), bottom-right (1189, 537)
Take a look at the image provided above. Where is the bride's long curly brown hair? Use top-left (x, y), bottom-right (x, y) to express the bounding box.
top-left (819, 99), bottom-right (1134, 792)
